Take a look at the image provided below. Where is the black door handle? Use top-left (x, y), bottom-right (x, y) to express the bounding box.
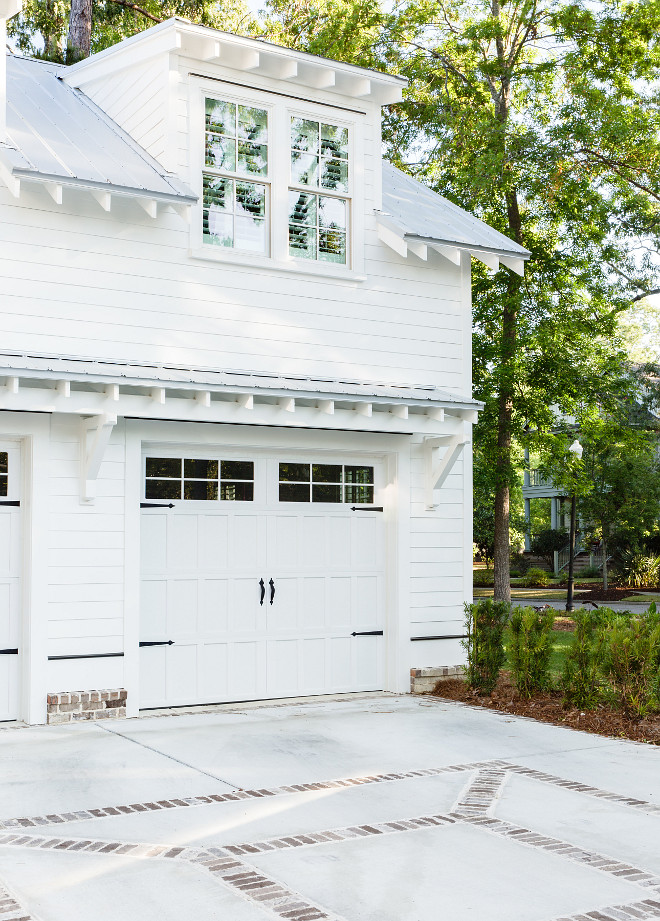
top-left (269, 578), bottom-right (275, 605)
top-left (259, 578), bottom-right (265, 606)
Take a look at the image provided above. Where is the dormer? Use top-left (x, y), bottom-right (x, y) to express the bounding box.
top-left (61, 19), bottom-right (406, 276)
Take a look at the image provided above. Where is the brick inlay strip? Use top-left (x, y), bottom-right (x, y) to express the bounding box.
top-left (0, 759), bottom-right (510, 831)
top-left (468, 817), bottom-right (660, 895)
top-left (547, 900), bottom-right (660, 920)
top-left (502, 764), bottom-right (660, 816)
top-left (451, 768), bottom-right (509, 818)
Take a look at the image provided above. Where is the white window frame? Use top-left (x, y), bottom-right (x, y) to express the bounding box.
top-left (189, 78), bottom-right (366, 279)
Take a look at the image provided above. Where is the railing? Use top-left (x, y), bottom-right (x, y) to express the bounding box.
top-left (528, 469), bottom-right (553, 487)
top-left (556, 537), bottom-right (584, 573)
top-left (590, 546), bottom-right (613, 572)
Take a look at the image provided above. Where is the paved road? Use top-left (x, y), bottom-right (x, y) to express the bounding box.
top-left (1, 695), bottom-right (659, 921)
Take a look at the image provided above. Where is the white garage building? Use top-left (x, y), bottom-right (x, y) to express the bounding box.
top-left (0, 3), bottom-right (528, 724)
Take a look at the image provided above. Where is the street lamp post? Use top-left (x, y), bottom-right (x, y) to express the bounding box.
top-left (565, 439), bottom-right (583, 613)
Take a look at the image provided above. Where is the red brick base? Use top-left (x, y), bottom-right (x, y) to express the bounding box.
top-left (46, 689), bottom-right (127, 724)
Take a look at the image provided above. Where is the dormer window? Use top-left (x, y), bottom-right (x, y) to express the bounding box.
top-left (203, 98), bottom-right (269, 253)
top-left (289, 118), bottom-right (349, 265)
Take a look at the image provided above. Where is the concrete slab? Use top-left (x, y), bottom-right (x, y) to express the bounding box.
top-left (249, 823), bottom-right (644, 921)
top-left (38, 771), bottom-right (470, 848)
top-left (498, 773), bottom-right (660, 874)
top-left (0, 846), bottom-right (269, 921)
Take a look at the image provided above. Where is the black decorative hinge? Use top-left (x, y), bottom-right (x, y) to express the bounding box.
top-left (350, 506), bottom-right (383, 512)
top-left (0, 501), bottom-right (20, 507)
top-left (351, 630), bottom-right (384, 637)
top-left (140, 503), bottom-right (175, 509)
top-left (0, 648), bottom-right (18, 655)
top-left (139, 640), bottom-right (175, 647)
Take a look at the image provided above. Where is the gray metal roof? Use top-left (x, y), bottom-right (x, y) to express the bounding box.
top-left (1, 54), bottom-right (196, 203)
top-left (380, 162), bottom-right (530, 259)
top-left (0, 350), bottom-right (480, 409)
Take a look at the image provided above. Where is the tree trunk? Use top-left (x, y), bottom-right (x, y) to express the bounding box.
top-left (602, 527), bottom-right (608, 591)
top-left (67, 0), bottom-right (92, 61)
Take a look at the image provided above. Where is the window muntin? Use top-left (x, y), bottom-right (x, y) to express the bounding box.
top-left (145, 457), bottom-right (254, 501)
top-left (279, 463), bottom-right (373, 503)
top-left (203, 97), bottom-right (268, 253)
top-left (0, 452), bottom-right (7, 497)
top-left (289, 116), bottom-right (349, 265)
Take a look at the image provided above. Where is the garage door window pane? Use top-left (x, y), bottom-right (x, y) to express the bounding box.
top-left (0, 451), bottom-right (6, 496)
top-left (184, 459), bottom-right (218, 479)
top-left (146, 457), bottom-right (181, 478)
top-left (146, 478), bottom-right (182, 500)
top-left (280, 483), bottom-right (310, 502)
top-left (345, 484), bottom-right (374, 504)
top-left (345, 465), bottom-right (373, 484)
top-left (221, 481), bottom-right (254, 501)
top-left (312, 484), bottom-right (342, 503)
top-left (221, 460), bottom-right (253, 480)
top-left (312, 464), bottom-right (342, 483)
top-left (184, 480), bottom-right (219, 500)
top-left (279, 463), bottom-right (310, 482)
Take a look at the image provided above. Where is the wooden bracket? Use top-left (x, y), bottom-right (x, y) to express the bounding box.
top-left (80, 413), bottom-right (117, 504)
top-left (424, 434), bottom-right (469, 509)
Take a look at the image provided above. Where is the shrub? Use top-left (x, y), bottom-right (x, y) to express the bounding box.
top-left (530, 528), bottom-right (567, 569)
top-left (560, 610), bottom-right (604, 709)
top-left (473, 568), bottom-right (495, 587)
top-left (462, 600), bottom-right (510, 695)
top-left (578, 565), bottom-right (602, 579)
top-left (599, 604), bottom-right (660, 718)
top-left (508, 606), bottom-right (555, 698)
top-left (615, 551), bottom-right (660, 588)
top-left (520, 567), bottom-right (551, 588)
top-left (510, 552), bottom-right (531, 575)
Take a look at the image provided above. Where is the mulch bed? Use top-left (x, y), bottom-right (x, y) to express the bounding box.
top-left (431, 675), bottom-right (660, 745)
top-left (572, 583), bottom-right (660, 603)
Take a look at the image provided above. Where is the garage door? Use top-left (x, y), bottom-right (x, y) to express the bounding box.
top-left (139, 453), bottom-right (386, 708)
top-left (0, 445), bottom-right (21, 722)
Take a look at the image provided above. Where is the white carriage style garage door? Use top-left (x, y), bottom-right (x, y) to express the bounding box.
top-left (139, 452), bottom-right (386, 708)
top-left (0, 445), bottom-right (21, 722)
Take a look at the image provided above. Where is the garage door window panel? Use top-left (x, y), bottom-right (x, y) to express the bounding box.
top-left (145, 458), bottom-right (254, 501)
top-left (279, 463), bottom-right (374, 504)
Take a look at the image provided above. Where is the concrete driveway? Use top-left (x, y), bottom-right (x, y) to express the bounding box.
top-left (1, 694), bottom-right (660, 921)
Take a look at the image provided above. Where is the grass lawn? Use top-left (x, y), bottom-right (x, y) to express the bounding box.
top-left (621, 593), bottom-right (660, 604)
top-left (474, 586), bottom-right (567, 600)
top-left (504, 629), bottom-right (573, 676)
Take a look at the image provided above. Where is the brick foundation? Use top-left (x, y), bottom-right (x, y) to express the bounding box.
top-left (46, 689), bottom-right (127, 724)
top-left (410, 666), bottom-right (465, 694)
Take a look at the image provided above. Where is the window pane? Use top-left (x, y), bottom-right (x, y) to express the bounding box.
top-left (319, 229), bottom-right (346, 264)
top-left (279, 463), bottom-right (310, 482)
top-left (236, 216), bottom-right (266, 252)
top-left (291, 117), bottom-right (319, 152)
top-left (320, 157), bottom-right (348, 192)
top-left (345, 465), bottom-right (374, 484)
top-left (184, 459), bottom-right (218, 479)
top-left (238, 105), bottom-right (268, 143)
top-left (238, 140), bottom-right (268, 176)
top-left (291, 152), bottom-right (319, 187)
top-left (146, 457), bottom-right (181, 478)
top-left (205, 99), bottom-right (235, 136)
top-left (184, 480), bottom-right (219, 500)
top-left (279, 483), bottom-right (310, 502)
top-left (0, 452), bottom-right (7, 474)
top-left (205, 134), bottom-right (236, 171)
top-left (204, 175), bottom-right (232, 210)
top-left (289, 191), bottom-right (316, 227)
top-left (289, 224), bottom-right (316, 259)
top-left (146, 479), bottom-right (181, 500)
top-left (221, 460), bottom-right (254, 480)
top-left (318, 195), bottom-right (346, 229)
top-left (236, 181), bottom-right (266, 218)
top-left (345, 484), bottom-right (374, 504)
top-left (312, 484), bottom-right (342, 503)
top-left (221, 481), bottom-right (254, 501)
top-left (312, 464), bottom-right (342, 483)
top-left (203, 176), bottom-right (233, 246)
top-left (204, 210), bottom-right (233, 247)
top-left (321, 123), bottom-right (348, 159)
top-left (0, 475), bottom-right (7, 497)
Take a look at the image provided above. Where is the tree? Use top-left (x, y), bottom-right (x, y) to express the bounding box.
top-left (9, 0), bottom-right (257, 61)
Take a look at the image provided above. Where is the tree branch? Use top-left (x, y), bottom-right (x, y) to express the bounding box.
top-left (109, 0), bottom-right (161, 23)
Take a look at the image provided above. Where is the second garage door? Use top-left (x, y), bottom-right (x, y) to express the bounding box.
top-left (139, 452), bottom-right (386, 708)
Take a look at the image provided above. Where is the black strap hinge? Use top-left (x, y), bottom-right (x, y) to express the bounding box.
top-left (350, 506), bottom-right (383, 512)
top-left (351, 630), bottom-right (384, 637)
top-left (139, 640), bottom-right (175, 647)
top-left (0, 648), bottom-right (18, 655)
top-left (140, 503), bottom-right (175, 509)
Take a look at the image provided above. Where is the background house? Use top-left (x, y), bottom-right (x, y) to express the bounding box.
top-left (0, 5), bottom-right (528, 723)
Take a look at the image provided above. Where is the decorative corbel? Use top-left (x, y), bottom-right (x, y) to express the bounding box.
top-left (424, 434), bottom-right (469, 509)
top-left (80, 413), bottom-right (117, 504)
